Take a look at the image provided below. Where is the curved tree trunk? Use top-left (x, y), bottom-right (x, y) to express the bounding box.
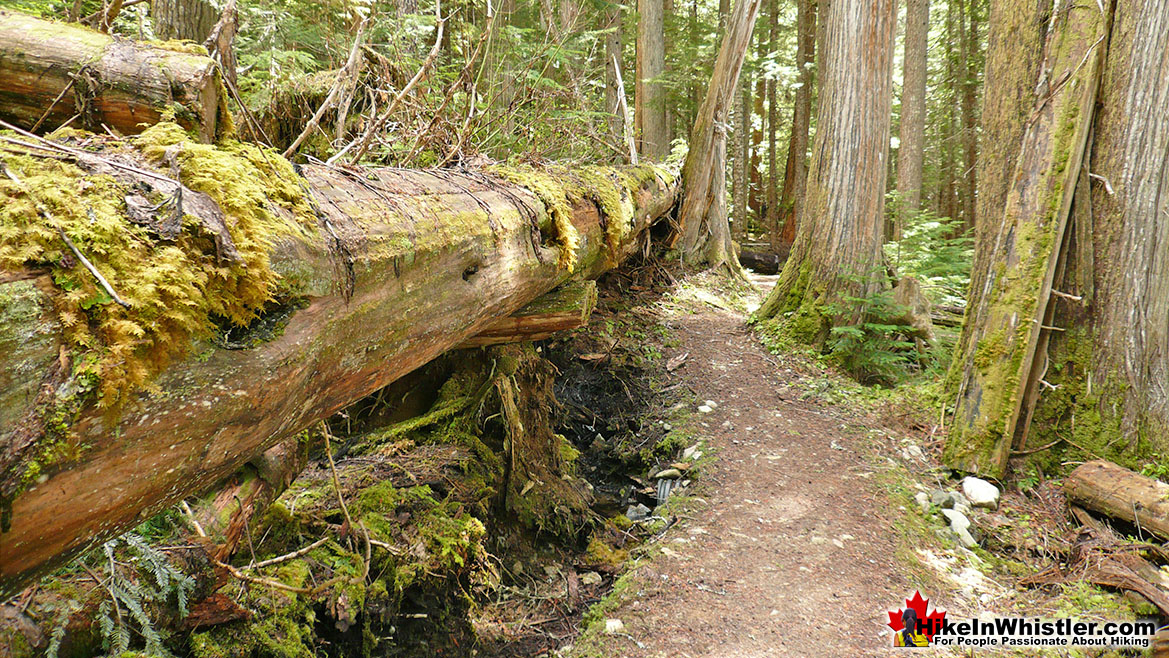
top-left (675, 0), bottom-right (762, 268)
top-left (754, 0), bottom-right (897, 342)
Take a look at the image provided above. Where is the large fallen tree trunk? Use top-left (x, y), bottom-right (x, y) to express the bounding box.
top-left (1065, 460), bottom-right (1169, 542)
top-left (0, 10), bottom-right (221, 140)
top-left (0, 122), bottom-right (677, 597)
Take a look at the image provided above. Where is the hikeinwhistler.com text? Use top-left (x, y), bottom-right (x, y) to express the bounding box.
top-left (923, 617), bottom-right (1156, 649)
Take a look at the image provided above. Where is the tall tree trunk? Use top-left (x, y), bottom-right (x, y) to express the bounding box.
top-left (895, 0), bottom-right (929, 238)
top-left (754, 0), bottom-right (897, 340)
top-left (765, 0), bottom-right (779, 249)
top-left (605, 4), bottom-right (625, 144)
top-left (152, 0), bottom-right (219, 42)
top-left (733, 68), bottom-right (750, 240)
top-left (956, 0), bottom-right (978, 232)
top-left (943, 0), bottom-right (1109, 476)
top-left (777, 0), bottom-right (817, 252)
top-left (937, 2), bottom-right (959, 222)
top-left (748, 76), bottom-right (766, 228)
top-left (636, 0), bottom-right (669, 158)
top-left (676, 0), bottom-right (762, 268)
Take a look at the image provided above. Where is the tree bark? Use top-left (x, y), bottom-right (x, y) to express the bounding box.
top-left (733, 69), bottom-right (750, 240)
top-left (605, 5), bottom-right (626, 144)
top-left (764, 0), bottom-right (779, 250)
top-left (152, 0), bottom-right (219, 42)
top-left (895, 0), bottom-right (929, 235)
top-left (777, 0), bottom-right (817, 251)
top-left (636, 0), bottom-right (670, 159)
top-left (754, 0), bottom-right (897, 341)
top-left (675, 0), bottom-right (762, 268)
top-left (1065, 461), bottom-right (1169, 543)
top-left (0, 133), bottom-right (678, 598)
top-left (943, 0), bottom-right (1109, 476)
top-left (1020, 0), bottom-right (1169, 469)
top-left (0, 10), bottom-right (221, 141)
top-left (956, 0), bottom-right (979, 233)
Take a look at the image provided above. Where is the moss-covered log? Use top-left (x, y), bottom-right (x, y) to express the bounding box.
top-left (0, 10), bottom-right (222, 140)
top-left (0, 124), bottom-right (678, 598)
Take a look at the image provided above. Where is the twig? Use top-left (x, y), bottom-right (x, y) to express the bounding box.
top-left (1011, 437), bottom-right (1063, 456)
top-left (283, 18), bottom-right (368, 158)
top-left (0, 159), bottom-right (131, 308)
top-left (31, 79), bottom-right (76, 133)
top-left (248, 537), bottom-right (330, 569)
top-left (339, 0), bottom-right (445, 164)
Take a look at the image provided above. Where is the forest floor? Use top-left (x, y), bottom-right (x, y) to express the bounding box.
top-left (553, 269), bottom-right (1151, 658)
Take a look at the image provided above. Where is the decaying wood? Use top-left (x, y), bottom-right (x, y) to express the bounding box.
top-left (0, 11), bottom-right (221, 140)
top-left (944, 3), bottom-right (1110, 477)
top-left (0, 142), bottom-right (677, 597)
top-left (738, 249), bottom-right (782, 275)
top-left (457, 279), bottom-right (597, 347)
top-left (1065, 460), bottom-right (1169, 542)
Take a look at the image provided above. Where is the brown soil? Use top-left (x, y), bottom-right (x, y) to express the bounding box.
top-left (570, 274), bottom-right (911, 657)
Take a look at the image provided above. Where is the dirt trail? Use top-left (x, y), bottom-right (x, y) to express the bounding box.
top-left (581, 279), bottom-right (910, 657)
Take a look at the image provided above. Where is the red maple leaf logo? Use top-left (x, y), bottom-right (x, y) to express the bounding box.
top-left (887, 591), bottom-right (947, 641)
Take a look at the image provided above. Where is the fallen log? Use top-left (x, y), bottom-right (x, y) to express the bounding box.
top-left (1065, 460), bottom-right (1169, 542)
top-left (738, 249), bottom-right (783, 275)
top-left (0, 124), bottom-right (678, 597)
top-left (0, 10), bottom-right (221, 140)
top-left (456, 279), bottom-right (597, 347)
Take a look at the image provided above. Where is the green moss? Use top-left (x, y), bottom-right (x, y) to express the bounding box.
top-left (584, 536), bottom-right (629, 569)
top-left (486, 165), bottom-right (581, 271)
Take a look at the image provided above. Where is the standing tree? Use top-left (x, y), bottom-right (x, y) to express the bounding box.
top-left (764, 0), bottom-right (779, 250)
top-left (153, 0), bottom-right (220, 42)
top-left (754, 0), bottom-right (897, 341)
top-left (895, 0), bottom-right (928, 236)
top-left (943, 0), bottom-right (1169, 479)
top-left (776, 0), bottom-right (817, 251)
top-left (674, 0), bottom-right (763, 268)
top-left (636, 0), bottom-right (670, 158)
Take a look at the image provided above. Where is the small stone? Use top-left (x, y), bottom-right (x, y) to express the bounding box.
top-left (682, 444), bottom-right (700, 459)
top-left (669, 462), bottom-right (692, 471)
top-left (654, 468), bottom-right (683, 479)
top-left (915, 492), bottom-right (931, 513)
top-left (543, 565), bottom-right (560, 577)
top-left (832, 539), bottom-right (845, 549)
top-left (954, 527), bottom-right (979, 549)
top-left (663, 423), bottom-right (672, 431)
top-left (698, 405), bottom-right (713, 414)
top-left (705, 400), bottom-right (719, 409)
top-left (626, 503), bottom-right (651, 521)
top-left (810, 536), bottom-right (827, 545)
top-left (580, 571), bottom-right (603, 586)
top-left (604, 618), bottom-right (625, 634)
top-left (930, 489), bottom-right (952, 507)
top-left (962, 476), bottom-right (1001, 509)
top-left (941, 508), bottom-right (972, 533)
